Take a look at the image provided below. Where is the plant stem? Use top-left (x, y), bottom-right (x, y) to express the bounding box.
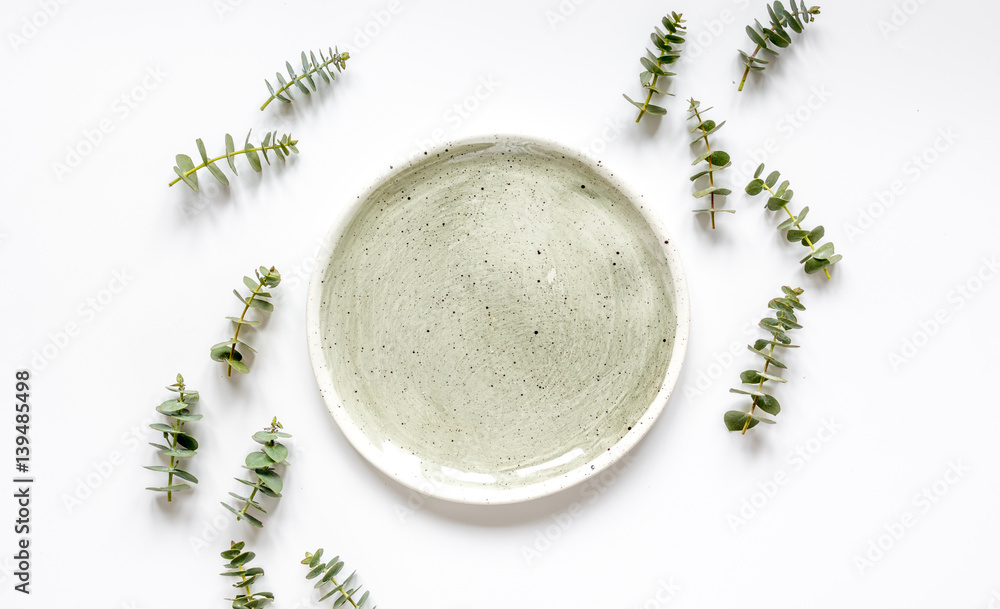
top-left (167, 142), bottom-right (297, 187)
top-left (691, 103), bottom-right (717, 229)
top-left (764, 183), bottom-right (832, 280)
top-left (227, 280), bottom-right (266, 377)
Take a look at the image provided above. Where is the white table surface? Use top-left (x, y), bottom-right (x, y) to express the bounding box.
top-left (4, 0), bottom-right (999, 606)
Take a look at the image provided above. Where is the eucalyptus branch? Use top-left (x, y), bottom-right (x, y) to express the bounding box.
top-left (302, 548), bottom-right (375, 609)
top-left (222, 417), bottom-right (290, 529)
top-left (738, 1), bottom-right (820, 91)
top-left (687, 99), bottom-right (733, 228)
top-left (746, 164), bottom-right (842, 279)
top-left (144, 373), bottom-right (201, 501)
top-left (221, 541), bottom-right (274, 609)
top-left (211, 266), bottom-right (281, 376)
top-left (169, 130), bottom-right (299, 192)
top-left (623, 12), bottom-right (686, 122)
top-left (725, 286), bottom-right (805, 434)
top-left (261, 47), bottom-right (349, 110)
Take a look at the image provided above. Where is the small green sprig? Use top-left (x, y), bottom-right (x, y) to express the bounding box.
top-left (302, 548), bottom-right (375, 609)
top-left (687, 99), bottom-right (733, 228)
top-left (222, 417), bottom-right (290, 529)
top-left (623, 12), bottom-right (686, 122)
top-left (211, 266), bottom-right (281, 376)
top-left (144, 373), bottom-right (201, 501)
top-left (738, 1), bottom-right (820, 91)
top-left (746, 164), bottom-right (842, 279)
top-left (169, 130), bottom-right (299, 192)
top-left (725, 286), bottom-right (805, 434)
top-left (221, 541), bottom-right (274, 609)
top-left (261, 47), bottom-right (350, 110)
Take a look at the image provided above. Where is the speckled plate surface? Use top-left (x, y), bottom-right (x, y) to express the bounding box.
top-left (307, 135), bottom-right (688, 504)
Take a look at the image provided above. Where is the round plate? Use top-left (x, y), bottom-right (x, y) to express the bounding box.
top-left (307, 135), bottom-right (688, 504)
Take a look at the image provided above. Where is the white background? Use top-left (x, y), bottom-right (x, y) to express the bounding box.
top-left (3, 0), bottom-right (999, 606)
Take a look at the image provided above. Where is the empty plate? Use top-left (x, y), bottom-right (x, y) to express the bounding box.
top-left (307, 135), bottom-right (688, 504)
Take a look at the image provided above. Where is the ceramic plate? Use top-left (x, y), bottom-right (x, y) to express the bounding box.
top-left (307, 135), bottom-right (688, 504)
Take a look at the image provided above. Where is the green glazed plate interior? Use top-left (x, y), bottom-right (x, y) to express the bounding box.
top-left (307, 135), bottom-right (688, 504)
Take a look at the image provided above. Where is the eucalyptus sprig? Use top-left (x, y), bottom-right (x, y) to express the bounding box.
top-left (623, 12), bottom-right (686, 122)
top-left (746, 164), bottom-right (841, 279)
top-left (302, 548), bottom-right (375, 609)
top-left (738, 1), bottom-right (820, 91)
top-left (725, 286), bottom-right (805, 434)
top-left (221, 541), bottom-right (274, 609)
top-left (211, 266), bottom-right (281, 376)
top-left (144, 373), bottom-right (201, 501)
top-left (222, 417), bottom-right (290, 529)
top-left (687, 99), bottom-right (733, 228)
top-left (261, 47), bottom-right (350, 110)
top-left (169, 130), bottom-right (299, 192)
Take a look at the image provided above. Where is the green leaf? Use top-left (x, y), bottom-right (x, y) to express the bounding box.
top-left (693, 186), bottom-right (730, 198)
top-left (806, 241), bottom-right (835, 261)
top-left (766, 196), bottom-right (789, 211)
top-left (245, 451), bottom-right (274, 469)
top-left (757, 394), bottom-right (781, 415)
top-left (171, 468), bottom-right (199, 483)
top-left (157, 399), bottom-right (186, 414)
top-left (754, 163), bottom-right (765, 178)
top-left (176, 153), bottom-right (195, 173)
top-left (228, 358), bottom-right (250, 374)
top-left (162, 447), bottom-right (197, 458)
top-left (173, 163), bottom-right (199, 192)
top-left (261, 131), bottom-right (272, 164)
top-left (804, 256), bottom-right (831, 274)
top-left (244, 130), bottom-right (262, 172)
top-left (748, 345), bottom-right (787, 368)
top-left (786, 229), bottom-right (809, 242)
top-left (255, 468), bottom-right (283, 494)
top-left (766, 24), bottom-right (791, 47)
top-left (253, 431), bottom-right (277, 443)
top-left (746, 179), bottom-right (764, 195)
top-left (248, 298), bottom-right (274, 312)
top-left (239, 510), bottom-right (264, 528)
top-left (226, 316), bottom-right (261, 326)
top-left (741, 369), bottom-right (787, 384)
top-left (207, 162), bottom-right (229, 185)
top-left (746, 24), bottom-right (766, 48)
top-left (765, 170), bottom-right (780, 188)
top-left (210, 344), bottom-right (234, 362)
top-left (146, 484), bottom-right (192, 493)
top-left (225, 133), bottom-right (238, 175)
top-left (175, 433), bottom-right (198, 450)
top-left (263, 442), bottom-right (288, 463)
top-left (640, 56), bottom-right (667, 77)
top-left (724, 410), bottom-right (754, 431)
top-left (806, 225), bottom-right (825, 243)
top-left (708, 151), bottom-right (731, 166)
top-left (195, 138), bottom-right (209, 166)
